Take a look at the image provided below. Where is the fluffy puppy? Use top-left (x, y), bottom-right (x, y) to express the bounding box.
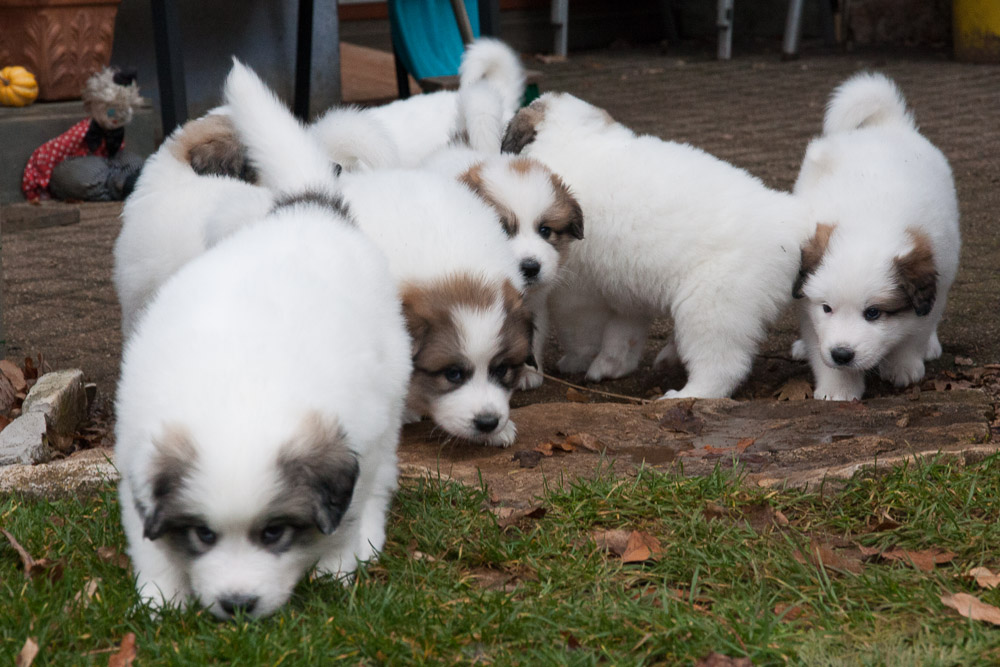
top-left (113, 108), bottom-right (274, 338)
top-left (424, 151), bottom-right (584, 389)
top-left (116, 62), bottom-right (411, 620)
top-left (790, 72), bottom-right (960, 400)
top-left (309, 38), bottom-right (525, 168)
top-left (337, 167), bottom-right (533, 445)
top-left (502, 92), bottom-right (815, 399)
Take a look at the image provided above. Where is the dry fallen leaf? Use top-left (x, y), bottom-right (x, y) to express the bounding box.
top-left (774, 378), bottom-right (813, 401)
top-left (773, 602), bottom-right (806, 622)
top-left (565, 432), bottom-right (604, 452)
top-left (793, 540), bottom-right (864, 575)
top-left (659, 399), bottom-right (704, 435)
top-left (63, 577), bottom-right (101, 613)
top-left (16, 637), bottom-right (39, 667)
top-left (881, 547), bottom-right (956, 572)
top-left (941, 592), bottom-right (1000, 626)
top-left (591, 528), bottom-right (632, 556)
top-left (492, 505), bottom-right (547, 529)
top-left (97, 546), bottom-right (130, 570)
top-left (565, 387), bottom-right (590, 403)
top-left (968, 567), bottom-right (1000, 590)
top-left (533, 442), bottom-right (555, 457)
top-left (621, 531), bottom-right (664, 563)
top-left (0, 359), bottom-right (28, 393)
top-left (2, 529), bottom-right (63, 581)
top-left (735, 437), bottom-right (755, 453)
top-left (107, 632), bottom-right (137, 667)
top-left (955, 356), bottom-right (974, 366)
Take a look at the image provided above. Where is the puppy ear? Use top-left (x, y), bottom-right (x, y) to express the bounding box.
top-left (400, 284), bottom-right (432, 359)
top-left (143, 425), bottom-right (198, 540)
top-left (501, 280), bottom-right (535, 360)
top-left (501, 100), bottom-right (547, 155)
top-left (552, 175), bottom-right (584, 240)
top-left (894, 229), bottom-right (937, 316)
top-left (278, 413), bottom-right (359, 535)
top-left (793, 223), bottom-right (836, 299)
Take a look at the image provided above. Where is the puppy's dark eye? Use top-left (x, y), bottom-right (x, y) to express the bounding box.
top-left (538, 225), bottom-right (552, 240)
top-left (193, 526), bottom-right (217, 546)
top-left (260, 524), bottom-right (289, 546)
top-left (822, 304), bottom-right (832, 314)
top-left (491, 363), bottom-right (510, 380)
top-left (863, 306), bottom-right (882, 321)
top-left (442, 366), bottom-right (466, 384)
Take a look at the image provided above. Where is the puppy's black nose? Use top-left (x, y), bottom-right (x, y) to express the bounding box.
top-left (520, 258), bottom-right (541, 281)
top-left (220, 594), bottom-right (259, 616)
top-left (473, 413), bottom-right (500, 433)
top-left (830, 347), bottom-right (855, 366)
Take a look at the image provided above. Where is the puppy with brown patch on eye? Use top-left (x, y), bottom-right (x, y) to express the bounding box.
top-left (116, 63), bottom-right (411, 620)
top-left (790, 72), bottom-right (960, 400)
top-left (336, 167), bottom-right (533, 446)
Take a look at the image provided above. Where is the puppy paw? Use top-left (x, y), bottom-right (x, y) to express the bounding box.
top-left (485, 420), bottom-right (518, 447)
top-left (517, 366), bottom-right (543, 391)
top-left (880, 356), bottom-right (926, 388)
top-left (813, 381), bottom-right (864, 401)
top-left (652, 341), bottom-right (679, 370)
top-left (924, 333), bottom-right (942, 361)
top-left (790, 339), bottom-right (808, 361)
top-left (557, 353), bottom-right (593, 375)
top-left (585, 354), bottom-right (636, 382)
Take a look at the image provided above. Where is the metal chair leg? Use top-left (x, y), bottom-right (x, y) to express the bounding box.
top-left (717, 0), bottom-right (734, 60)
top-left (782, 0), bottom-right (805, 59)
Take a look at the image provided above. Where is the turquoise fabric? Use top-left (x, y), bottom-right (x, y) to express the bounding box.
top-left (388, 0), bottom-right (481, 80)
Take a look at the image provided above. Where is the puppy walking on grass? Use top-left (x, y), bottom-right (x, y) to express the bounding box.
top-left (116, 62), bottom-right (411, 619)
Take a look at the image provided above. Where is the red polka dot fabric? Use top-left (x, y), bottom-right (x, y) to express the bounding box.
top-left (22, 119), bottom-right (114, 201)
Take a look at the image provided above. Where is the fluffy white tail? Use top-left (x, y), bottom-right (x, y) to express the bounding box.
top-left (823, 72), bottom-right (913, 135)
top-left (223, 59), bottom-right (339, 199)
top-left (455, 38), bottom-right (526, 152)
top-left (308, 107), bottom-right (401, 171)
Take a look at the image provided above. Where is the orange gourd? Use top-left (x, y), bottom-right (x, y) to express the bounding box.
top-left (0, 66), bottom-right (39, 107)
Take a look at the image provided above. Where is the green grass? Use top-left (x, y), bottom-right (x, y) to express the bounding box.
top-left (3, 455), bottom-right (1000, 665)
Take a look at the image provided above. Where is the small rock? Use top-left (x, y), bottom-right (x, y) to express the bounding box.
top-left (0, 412), bottom-right (53, 466)
top-left (22, 369), bottom-right (87, 438)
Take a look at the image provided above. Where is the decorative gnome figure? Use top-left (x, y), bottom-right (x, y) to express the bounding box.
top-left (21, 67), bottom-right (144, 202)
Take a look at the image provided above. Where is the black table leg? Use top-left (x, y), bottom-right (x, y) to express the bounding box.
top-left (150, 0), bottom-right (188, 136)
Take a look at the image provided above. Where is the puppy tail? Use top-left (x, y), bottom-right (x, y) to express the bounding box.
top-left (823, 72), bottom-right (914, 135)
top-left (455, 80), bottom-right (506, 152)
top-left (459, 38), bottom-right (526, 120)
top-left (308, 106), bottom-right (401, 171)
top-left (223, 59), bottom-right (339, 199)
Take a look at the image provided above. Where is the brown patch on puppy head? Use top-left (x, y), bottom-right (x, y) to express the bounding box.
top-left (460, 162), bottom-right (519, 236)
top-left (501, 98), bottom-right (548, 155)
top-left (276, 412), bottom-right (359, 535)
top-left (892, 228), bottom-right (937, 316)
top-left (793, 223), bottom-right (837, 299)
top-left (542, 170), bottom-right (584, 245)
top-left (141, 425), bottom-right (198, 540)
top-left (168, 114), bottom-right (257, 183)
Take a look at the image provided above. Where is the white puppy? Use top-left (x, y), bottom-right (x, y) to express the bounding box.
top-left (424, 151), bottom-right (584, 390)
top-left (113, 108), bottom-right (274, 338)
top-left (337, 167), bottom-right (533, 446)
top-left (309, 38), bottom-right (525, 168)
top-left (790, 72), bottom-right (960, 400)
top-left (115, 62), bottom-right (411, 620)
top-left (502, 92), bottom-right (815, 399)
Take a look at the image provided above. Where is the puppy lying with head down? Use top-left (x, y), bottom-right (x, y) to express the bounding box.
top-left (116, 62), bottom-right (411, 619)
top-left (502, 92), bottom-right (815, 399)
top-left (790, 72), bottom-right (960, 400)
top-left (337, 166), bottom-right (533, 445)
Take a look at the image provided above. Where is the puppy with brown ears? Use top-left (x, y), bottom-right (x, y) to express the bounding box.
top-left (791, 72), bottom-right (961, 400)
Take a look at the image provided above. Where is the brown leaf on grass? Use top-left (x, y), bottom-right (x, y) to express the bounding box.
top-left (658, 398), bottom-right (704, 435)
top-left (562, 632), bottom-right (582, 649)
top-left (880, 547), bottom-right (956, 572)
top-left (0, 372), bottom-right (18, 415)
top-left (534, 440), bottom-right (574, 457)
top-left (2, 529), bottom-right (63, 581)
top-left (793, 540), bottom-right (864, 575)
top-left (773, 603), bottom-right (806, 622)
top-left (96, 546), bottom-right (130, 570)
top-left (565, 432), bottom-right (604, 452)
top-left (703, 502), bottom-right (727, 520)
top-left (968, 567), bottom-right (1000, 590)
top-left (695, 652), bottom-right (753, 667)
top-left (941, 592), bottom-right (1000, 626)
top-left (774, 378), bottom-right (813, 401)
top-left (492, 505), bottom-right (547, 529)
top-left (107, 632), bottom-right (137, 667)
top-left (512, 450), bottom-right (542, 468)
top-left (866, 509), bottom-right (901, 532)
top-left (591, 528), bottom-right (632, 556)
top-left (565, 387), bottom-right (590, 403)
top-left (16, 637), bottom-right (39, 667)
top-left (0, 360), bottom-right (28, 393)
top-left (405, 538), bottom-right (437, 562)
top-left (622, 531), bottom-right (664, 563)
top-left (742, 503), bottom-right (787, 533)
top-left (955, 356), bottom-right (974, 367)
top-left (63, 577), bottom-right (101, 613)
top-left (533, 442), bottom-right (555, 457)
top-left (23, 357), bottom-right (38, 382)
